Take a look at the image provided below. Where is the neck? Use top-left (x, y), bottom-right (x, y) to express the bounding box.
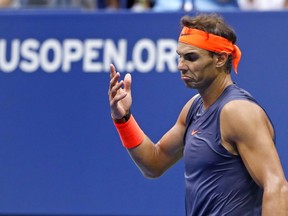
top-left (199, 74), bottom-right (233, 109)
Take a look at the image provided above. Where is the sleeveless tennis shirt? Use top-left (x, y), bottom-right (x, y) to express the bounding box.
top-left (184, 84), bottom-right (264, 216)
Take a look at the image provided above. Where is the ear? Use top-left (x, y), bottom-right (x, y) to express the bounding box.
top-left (215, 51), bottom-right (229, 69)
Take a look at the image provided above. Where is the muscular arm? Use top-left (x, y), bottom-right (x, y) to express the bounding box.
top-left (109, 64), bottom-right (196, 178)
top-left (127, 99), bottom-right (193, 178)
top-left (221, 100), bottom-right (288, 215)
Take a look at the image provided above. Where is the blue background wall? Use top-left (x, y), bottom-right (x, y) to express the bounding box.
top-left (0, 10), bottom-right (287, 216)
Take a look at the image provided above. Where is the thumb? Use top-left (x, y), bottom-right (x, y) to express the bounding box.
top-left (123, 73), bottom-right (132, 92)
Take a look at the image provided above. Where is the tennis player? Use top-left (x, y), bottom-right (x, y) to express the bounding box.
top-left (108, 13), bottom-right (288, 215)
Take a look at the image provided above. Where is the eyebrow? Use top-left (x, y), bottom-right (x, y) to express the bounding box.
top-left (176, 50), bottom-right (197, 56)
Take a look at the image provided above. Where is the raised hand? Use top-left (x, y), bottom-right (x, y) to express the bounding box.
top-left (108, 64), bottom-right (132, 120)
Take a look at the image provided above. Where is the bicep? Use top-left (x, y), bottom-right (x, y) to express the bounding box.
top-left (129, 96), bottom-right (196, 176)
top-left (156, 122), bottom-right (185, 163)
top-left (153, 97), bottom-right (195, 168)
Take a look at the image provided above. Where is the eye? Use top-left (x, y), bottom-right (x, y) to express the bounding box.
top-left (183, 52), bottom-right (199, 62)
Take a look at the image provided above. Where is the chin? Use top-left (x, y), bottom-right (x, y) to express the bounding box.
top-left (185, 83), bottom-right (197, 89)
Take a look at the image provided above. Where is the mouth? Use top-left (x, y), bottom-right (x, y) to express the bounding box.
top-left (181, 76), bottom-right (193, 81)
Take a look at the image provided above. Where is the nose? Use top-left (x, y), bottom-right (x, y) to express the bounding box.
top-left (178, 58), bottom-right (188, 73)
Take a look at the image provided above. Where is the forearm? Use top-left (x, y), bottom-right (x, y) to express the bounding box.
top-left (127, 136), bottom-right (171, 178)
top-left (113, 115), bottom-right (172, 178)
top-left (262, 182), bottom-right (288, 216)
top-left (112, 108), bottom-right (184, 178)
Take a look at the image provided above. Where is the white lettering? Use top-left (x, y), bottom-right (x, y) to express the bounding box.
top-left (133, 39), bottom-right (156, 73)
top-left (103, 39), bottom-right (127, 72)
top-left (62, 39), bottom-right (83, 72)
top-left (20, 39), bottom-right (40, 73)
top-left (40, 39), bottom-right (62, 73)
top-left (83, 39), bottom-right (103, 72)
top-left (156, 39), bottom-right (178, 73)
top-left (0, 39), bottom-right (20, 73)
top-left (0, 38), bottom-right (179, 74)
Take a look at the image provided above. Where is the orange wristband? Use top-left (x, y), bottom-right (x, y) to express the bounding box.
top-left (114, 114), bottom-right (145, 149)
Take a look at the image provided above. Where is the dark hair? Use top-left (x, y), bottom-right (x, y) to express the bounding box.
top-left (181, 14), bottom-right (237, 73)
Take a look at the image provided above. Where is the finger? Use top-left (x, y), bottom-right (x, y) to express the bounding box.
top-left (110, 64), bottom-right (117, 79)
top-left (109, 79), bottom-right (124, 97)
top-left (109, 90), bottom-right (127, 110)
top-left (123, 73), bottom-right (132, 92)
top-left (111, 92), bottom-right (128, 105)
top-left (109, 72), bottom-right (121, 90)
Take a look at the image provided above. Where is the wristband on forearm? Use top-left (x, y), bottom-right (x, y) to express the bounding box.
top-left (113, 114), bottom-right (145, 149)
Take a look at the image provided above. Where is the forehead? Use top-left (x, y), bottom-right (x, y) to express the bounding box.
top-left (176, 42), bottom-right (209, 55)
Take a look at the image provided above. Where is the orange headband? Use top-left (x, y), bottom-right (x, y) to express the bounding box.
top-left (178, 26), bottom-right (241, 74)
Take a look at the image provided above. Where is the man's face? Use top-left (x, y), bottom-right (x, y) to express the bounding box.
top-left (176, 42), bottom-right (218, 90)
